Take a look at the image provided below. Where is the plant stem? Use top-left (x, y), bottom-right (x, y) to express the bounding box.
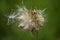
top-left (35, 30), bottom-right (39, 40)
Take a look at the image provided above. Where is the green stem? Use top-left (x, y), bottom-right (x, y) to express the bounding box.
top-left (35, 30), bottom-right (38, 40)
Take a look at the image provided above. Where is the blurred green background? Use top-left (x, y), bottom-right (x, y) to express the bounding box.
top-left (0, 0), bottom-right (60, 40)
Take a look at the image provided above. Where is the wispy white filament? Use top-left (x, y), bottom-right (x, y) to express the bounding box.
top-left (7, 6), bottom-right (46, 31)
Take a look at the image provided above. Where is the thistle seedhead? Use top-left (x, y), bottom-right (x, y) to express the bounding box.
top-left (7, 5), bottom-right (46, 32)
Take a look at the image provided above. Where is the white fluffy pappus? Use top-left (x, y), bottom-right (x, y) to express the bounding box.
top-left (7, 6), bottom-right (46, 31)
